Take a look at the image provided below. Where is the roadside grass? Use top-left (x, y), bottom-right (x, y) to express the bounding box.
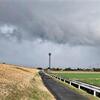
top-left (0, 64), bottom-right (55, 100)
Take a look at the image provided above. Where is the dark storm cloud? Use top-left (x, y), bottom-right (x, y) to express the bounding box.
top-left (0, 0), bottom-right (100, 46)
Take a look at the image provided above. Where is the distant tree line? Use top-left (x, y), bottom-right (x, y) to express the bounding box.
top-left (37, 67), bottom-right (100, 72)
top-left (92, 68), bottom-right (100, 72)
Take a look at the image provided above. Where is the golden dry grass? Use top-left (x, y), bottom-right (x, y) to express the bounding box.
top-left (0, 64), bottom-right (55, 100)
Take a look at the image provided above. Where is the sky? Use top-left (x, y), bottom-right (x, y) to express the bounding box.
top-left (0, 0), bottom-right (100, 68)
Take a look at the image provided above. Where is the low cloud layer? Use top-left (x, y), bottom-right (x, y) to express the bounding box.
top-left (0, 0), bottom-right (100, 46)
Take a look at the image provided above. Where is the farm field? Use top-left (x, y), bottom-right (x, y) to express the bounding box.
top-left (51, 71), bottom-right (100, 87)
top-left (0, 64), bottom-right (55, 100)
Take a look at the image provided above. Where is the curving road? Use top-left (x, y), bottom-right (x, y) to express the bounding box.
top-left (40, 72), bottom-right (88, 100)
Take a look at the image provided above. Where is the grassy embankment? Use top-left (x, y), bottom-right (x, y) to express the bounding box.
top-left (0, 64), bottom-right (55, 100)
top-left (51, 71), bottom-right (100, 87)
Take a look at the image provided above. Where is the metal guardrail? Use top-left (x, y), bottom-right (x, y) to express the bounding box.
top-left (71, 80), bottom-right (100, 96)
top-left (42, 72), bottom-right (100, 98)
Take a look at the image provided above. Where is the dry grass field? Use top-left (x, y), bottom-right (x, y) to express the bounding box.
top-left (0, 64), bottom-right (55, 100)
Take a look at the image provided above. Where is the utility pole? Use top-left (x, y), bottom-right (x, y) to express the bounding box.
top-left (48, 53), bottom-right (51, 69)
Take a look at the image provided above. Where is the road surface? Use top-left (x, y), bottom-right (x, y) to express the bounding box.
top-left (40, 72), bottom-right (88, 100)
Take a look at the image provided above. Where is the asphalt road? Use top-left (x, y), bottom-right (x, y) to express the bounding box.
top-left (40, 72), bottom-right (88, 100)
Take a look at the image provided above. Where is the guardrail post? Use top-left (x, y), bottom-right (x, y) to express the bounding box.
top-left (70, 81), bottom-right (71, 85)
top-left (78, 85), bottom-right (80, 89)
top-left (94, 91), bottom-right (96, 96)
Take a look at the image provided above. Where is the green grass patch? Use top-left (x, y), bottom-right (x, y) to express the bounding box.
top-left (51, 72), bottom-right (100, 87)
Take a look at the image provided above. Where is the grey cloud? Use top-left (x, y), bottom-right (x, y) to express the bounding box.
top-left (1, 38), bottom-right (100, 68)
top-left (0, 0), bottom-right (100, 46)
